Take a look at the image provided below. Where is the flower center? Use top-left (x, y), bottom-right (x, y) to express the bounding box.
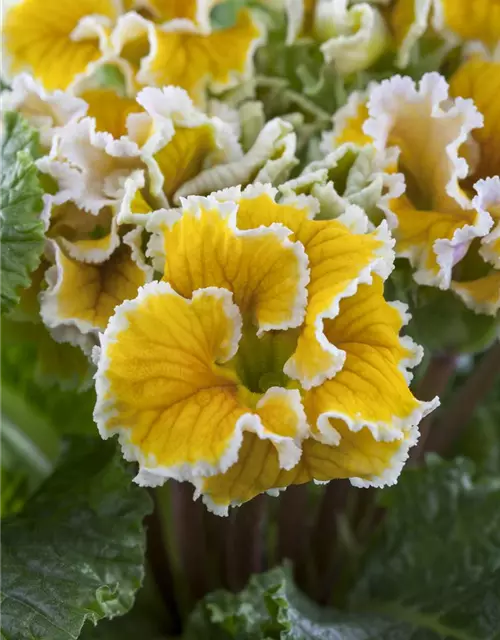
top-left (228, 322), bottom-right (298, 395)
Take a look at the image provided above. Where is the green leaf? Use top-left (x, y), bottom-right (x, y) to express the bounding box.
top-left (350, 458), bottom-right (500, 639)
top-left (1, 318), bottom-right (97, 436)
top-left (185, 566), bottom-right (401, 639)
top-left (1, 439), bottom-right (153, 640)
top-left (1, 111), bottom-right (45, 314)
top-left (186, 460), bottom-right (500, 639)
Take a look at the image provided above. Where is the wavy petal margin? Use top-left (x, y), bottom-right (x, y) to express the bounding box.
top-left (364, 73), bottom-right (492, 288)
top-left (93, 283), bottom-right (308, 486)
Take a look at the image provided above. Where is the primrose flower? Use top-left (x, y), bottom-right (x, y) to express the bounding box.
top-left (94, 184), bottom-right (437, 514)
top-left (323, 73), bottom-right (494, 295)
top-left (2, 0), bottom-right (263, 103)
top-left (286, 0), bottom-right (389, 74)
top-left (390, 0), bottom-right (500, 66)
top-left (447, 56), bottom-right (500, 314)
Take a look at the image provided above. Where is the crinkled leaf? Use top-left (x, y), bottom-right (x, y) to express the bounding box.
top-left (185, 566), bottom-right (403, 639)
top-left (1, 438), bottom-right (152, 640)
top-left (1, 111), bottom-right (45, 314)
top-left (350, 458), bottom-right (500, 639)
top-left (187, 460), bottom-right (500, 639)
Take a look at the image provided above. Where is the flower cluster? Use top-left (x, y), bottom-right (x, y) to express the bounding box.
top-left (4, 0), bottom-right (500, 514)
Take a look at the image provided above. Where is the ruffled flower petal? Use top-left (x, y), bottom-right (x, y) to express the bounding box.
top-left (81, 88), bottom-right (142, 139)
top-left (317, 1), bottom-right (389, 74)
top-left (40, 238), bottom-right (150, 337)
top-left (48, 202), bottom-right (120, 263)
top-left (136, 0), bottom-right (214, 30)
top-left (148, 194), bottom-right (310, 333)
top-left (3, 0), bottom-right (116, 89)
top-left (449, 56), bottom-right (500, 182)
top-left (94, 283), bottom-right (307, 484)
top-left (451, 271), bottom-right (500, 315)
top-left (434, 0), bottom-right (500, 48)
top-left (230, 186), bottom-right (394, 389)
top-left (197, 424), bottom-right (417, 514)
top-left (37, 117), bottom-right (142, 215)
top-left (137, 9), bottom-right (263, 104)
top-left (390, 0), bottom-right (432, 67)
top-left (129, 86), bottom-right (242, 203)
top-left (471, 178), bottom-right (500, 268)
top-left (2, 74), bottom-right (88, 148)
top-left (364, 73), bottom-right (492, 288)
top-left (174, 118), bottom-right (297, 201)
top-left (304, 276), bottom-right (436, 443)
top-left (321, 90), bottom-right (372, 149)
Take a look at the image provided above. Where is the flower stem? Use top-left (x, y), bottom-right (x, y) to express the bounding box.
top-left (277, 484), bottom-right (311, 591)
top-left (225, 495), bottom-right (267, 591)
top-left (170, 482), bottom-right (209, 606)
top-left (310, 480), bottom-right (350, 604)
top-left (410, 352), bottom-right (457, 463)
top-left (425, 340), bottom-right (500, 455)
top-left (146, 491), bottom-right (182, 636)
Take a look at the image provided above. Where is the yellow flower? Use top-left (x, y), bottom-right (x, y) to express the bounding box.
top-left (449, 56), bottom-right (500, 183)
top-left (451, 178), bottom-right (500, 315)
top-left (3, 0), bottom-right (263, 102)
top-left (390, 0), bottom-right (500, 66)
top-left (434, 0), bottom-right (500, 49)
top-left (3, 74), bottom-right (88, 148)
top-left (324, 73), bottom-right (494, 291)
top-left (112, 7), bottom-right (263, 105)
top-left (94, 185), bottom-right (437, 514)
top-left (447, 57), bottom-right (500, 315)
top-left (285, 0), bottom-right (389, 74)
top-left (3, 0), bottom-right (117, 90)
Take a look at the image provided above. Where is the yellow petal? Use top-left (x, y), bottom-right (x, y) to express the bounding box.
top-left (37, 117), bottom-right (142, 215)
top-left (139, 10), bottom-right (262, 104)
top-left (40, 239), bottom-right (150, 336)
top-left (452, 271), bottom-right (500, 315)
top-left (153, 125), bottom-right (218, 200)
top-left (233, 187), bottom-right (394, 389)
top-left (390, 0), bottom-right (432, 67)
top-left (3, 0), bottom-right (115, 90)
top-left (48, 202), bottom-right (120, 263)
top-left (436, 0), bottom-right (500, 47)
top-left (174, 118), bottom-right (296, 201)
top-left (366, 73), bottom-right (492, 288)
top-left (139, 0), bottom-right (214, 29)
top-left (324, 91), bottom-right (372, 148)
top-left (149, 195), bottom-right (310, 333)
top-left (391, 194), bottom-right (489, 288)
top-left (128, 85), bottom-right (242, 203)
top-left (304, 276), bottom-right (435, 442)
top-left (449, 57), bottom-right (500, 181)
top-left (198, 422), bottom-right (417, 513)
top-left (3, 73), bottom-right (88, 148)
top-left (118, 171), bottom-right (153, 225)
top-left (473, 178), bottom-right (500, 269)
top-left (82, 89), bottom-right (142, 139)
top-left (94, 284), bottom-right (307, 483)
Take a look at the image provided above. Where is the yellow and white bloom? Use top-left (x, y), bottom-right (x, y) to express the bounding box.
top-left (286, 0), bottom-right (388, 73)
top-left (172, 118), bottom-right (298, 201)
top-left (323, 73), bottom-right (494, 291)
top-left (3, 0), bottom-right (118, 90)
top-left (125, 86), bottom-right (242, 206)
top-left (40, 231), bottom-right (152, 352)
top-left (94, 184), bottom-right (437, 514)
top-left (390, 0), bottom-right (500, 67)
top-left (3, 0), bottom-right (263, 103)
top-left (3, 74), bottom-right (88, 148)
